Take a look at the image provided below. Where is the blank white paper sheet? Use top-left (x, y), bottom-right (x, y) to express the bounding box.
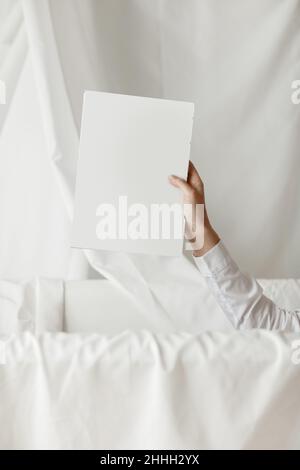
top-left (71, 91), bottom-right (194, 256)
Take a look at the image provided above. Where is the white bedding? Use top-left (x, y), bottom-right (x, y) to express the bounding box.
top-left (1, 329), bottom-right (299, 450)
top-left (0, 279), bottom-right (300, 449)
top-left (1, 278), bottom-right (300, 335)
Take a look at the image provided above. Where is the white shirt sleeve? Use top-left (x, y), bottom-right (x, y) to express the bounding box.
top-left (194, 240), bottom-right (300, 331)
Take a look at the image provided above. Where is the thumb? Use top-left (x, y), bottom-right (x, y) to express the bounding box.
top-left (168, 175), bottom-right (193, 197)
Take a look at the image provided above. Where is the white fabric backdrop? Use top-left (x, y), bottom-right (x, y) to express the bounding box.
top-left (0, 0), bottom-right (299, 327)
top-left (41, 0), bottom-right (300, 279)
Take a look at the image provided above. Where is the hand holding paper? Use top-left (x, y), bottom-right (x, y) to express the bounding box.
top-left (72, 91), bottom-right (195, 256)
top-left (169, 161), bottom-right (220, 256)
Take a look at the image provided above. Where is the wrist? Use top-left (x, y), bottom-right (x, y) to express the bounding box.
top-left (192, 225), bottom-right (220, 258)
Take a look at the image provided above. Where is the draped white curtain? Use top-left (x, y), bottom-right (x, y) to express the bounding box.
top-left (0, 0), bottom-right (299, 328)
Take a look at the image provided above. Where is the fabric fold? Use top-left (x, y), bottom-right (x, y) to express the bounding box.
top-left (0, 279), bottom-right (64, 336)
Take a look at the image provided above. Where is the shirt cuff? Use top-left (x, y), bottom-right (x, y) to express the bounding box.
top-left (193, 240), bottom-right (234, 276)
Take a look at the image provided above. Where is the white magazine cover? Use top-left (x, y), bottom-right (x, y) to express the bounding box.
top-left (71, 91), bottom-right (194, 256)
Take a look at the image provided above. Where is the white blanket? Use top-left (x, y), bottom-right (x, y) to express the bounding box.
top-left (0, 278), bottom-right (299, 449)
top-left (1, 330), bottom-right (299, 450)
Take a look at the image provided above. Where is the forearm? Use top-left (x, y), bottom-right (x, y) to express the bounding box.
top-left (194, 240), bottom-right (300, 331)
top-left (169, 161), bottom-right (300, 331)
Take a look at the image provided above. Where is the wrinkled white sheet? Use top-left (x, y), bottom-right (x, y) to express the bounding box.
top-left (0, 330), bottom-right (299, 450)
top-left (0, 278), bottom-right (299, 449)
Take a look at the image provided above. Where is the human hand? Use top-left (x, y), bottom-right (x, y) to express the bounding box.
top-left (169, 161), bottom-right (220, 257)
